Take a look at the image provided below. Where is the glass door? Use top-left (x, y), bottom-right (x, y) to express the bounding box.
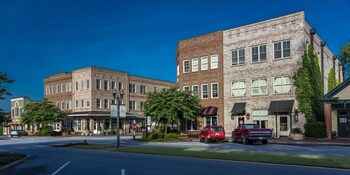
top-left (279, 116), bottom-right (290, 136)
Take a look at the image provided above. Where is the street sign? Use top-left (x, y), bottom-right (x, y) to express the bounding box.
top-left (111, 104), bottom-right (126, 118)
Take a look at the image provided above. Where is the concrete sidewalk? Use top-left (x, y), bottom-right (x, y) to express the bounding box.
top-left (270, 137), bottom-right (350, 147)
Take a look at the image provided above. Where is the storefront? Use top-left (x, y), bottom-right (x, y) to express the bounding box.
top-left (268, 100), bottom-right (295, 137)
top-left (201, 106), bottom-right (219, 127)
top-left (324, 79), bottom-right (350, 139)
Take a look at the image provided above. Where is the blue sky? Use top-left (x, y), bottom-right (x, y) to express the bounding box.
top-left (1, 0), bottom-right (350, 110)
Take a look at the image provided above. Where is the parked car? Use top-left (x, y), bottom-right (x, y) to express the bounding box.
top-left (199, 125), bottom-right (225, 143)
top-left (232, 124), bottom-right (272, 144)
top-left (9, 130), bottom-right (27, 137)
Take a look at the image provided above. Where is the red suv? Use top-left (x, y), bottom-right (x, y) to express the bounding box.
top-left (199, 126), bottom-right (225, 143)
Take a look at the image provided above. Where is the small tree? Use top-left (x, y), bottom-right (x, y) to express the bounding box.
top-left (22, 98), bottom-right (65, 135)
top-left (144, 88), bottom-right (200, 137)
top-left (340, 42), bottom-right (350, 79)
top-left (327, 68), bottom-right (337, 92)
top-left (0, 72), bottom-right (14, 121)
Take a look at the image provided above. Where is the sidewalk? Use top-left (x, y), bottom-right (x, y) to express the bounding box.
top-left (271, 137), bottom-right (350, 147)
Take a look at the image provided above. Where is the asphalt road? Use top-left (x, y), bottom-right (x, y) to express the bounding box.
top-left (1, 137), bottom-right (350, 175)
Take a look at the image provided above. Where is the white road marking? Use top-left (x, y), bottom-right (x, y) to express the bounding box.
top-left (50, 161), bottom-right (71, 175)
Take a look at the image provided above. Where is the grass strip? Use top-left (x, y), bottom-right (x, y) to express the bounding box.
top-left (68, 144), bottom-right (350, 169)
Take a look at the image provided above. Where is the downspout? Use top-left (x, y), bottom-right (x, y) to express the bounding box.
top-left (321, 41), bottom-right (326, 93)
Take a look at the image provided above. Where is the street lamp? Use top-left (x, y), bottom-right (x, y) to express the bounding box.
top-left (112, 89), bottom-right (124, 148)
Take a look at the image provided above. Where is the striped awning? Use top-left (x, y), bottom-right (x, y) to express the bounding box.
top-left (200, 106), bottom-right (218, 116)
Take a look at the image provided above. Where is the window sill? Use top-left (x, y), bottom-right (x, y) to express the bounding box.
top-left (251, 61), bottom-right (267, 65)
top-left (231, 63), bottom-right (245, 67)
top-left (274, 57), bottom-right (291, 61)
top-left (251, 94), bottom-right (268, 97)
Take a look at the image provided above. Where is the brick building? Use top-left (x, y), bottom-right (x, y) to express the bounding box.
top-left (44, 66), bottom-right (174, 135)
top-left (177, 11), bottom-right (343, 137)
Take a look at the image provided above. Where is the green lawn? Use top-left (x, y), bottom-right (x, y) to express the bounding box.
top-left (0, 153), bottom-right (26, 167)
top-left (67, 144), bottom-right (350, 169)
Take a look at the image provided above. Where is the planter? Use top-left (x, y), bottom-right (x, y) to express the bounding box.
top-left (289, 133), bottom-right (304, 141)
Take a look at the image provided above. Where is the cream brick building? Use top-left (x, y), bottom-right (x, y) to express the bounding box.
top-left (223, 11), bottom-right (342, 137)
top-left (45, 66), bottom-right (174, 135)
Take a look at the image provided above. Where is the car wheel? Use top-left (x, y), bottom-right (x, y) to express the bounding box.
top-left (262, 140), bottom-right (268, 144)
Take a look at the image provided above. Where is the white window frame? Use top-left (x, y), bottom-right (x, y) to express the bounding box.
top-left (201, 84), bottom-right (209, 99)
top-left (251, 79), bottom-right (268, 96)
top-left (192, 58), bottom-right (199, 72)
top-left (231, 81), bottom-right (246, 97)
top-left (210, 55), bottom-right (219, 69)
top-left (232, 48), bottom-right (245, 65)
top-left (183, 60), bottom-right (190, 73)
top-left (200, 56), bottom-right (208, 71)
top-left (252, 44), bottom-right (267, 63)
top-left (274, 40), bottom-right (291, 59)
top-left (183, 86), bottom-right (190, 92)
top-left (272, 76), bottom-right (292, 94)
top-left (192, 85), bottom-right (199, 96)
top-left (211, 83), bottom-right (219, 98)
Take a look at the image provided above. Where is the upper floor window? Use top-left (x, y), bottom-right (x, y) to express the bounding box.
top-left (129, 83), bottom-right (136, 93)
top-left (183, 86), bottom-right (190, 92)
top-left (104, 99), bottom-right (108, 109)
top-left (201, 84), bottom-right (209, 99)
top-left (252, 45), bottom-right (267, 63)
top-left (75, 81), bottom-right (79, 91)
top-left (75, 100), bottom-right (79, 108)
top-left (200, 56), bottom-right (208, 70)
top-left (140, 101), bottom-right (144, 112)
top-left (86, 80), bottom-right (90, 90)
top-left (104, 80), bottom-right (108, 90)
top-left (96, 79), bottom-right (101, 90)
top-left (62, 84), bottom-right (66, 92)
top-left (119, 82), bottom-right (123, 91)
top-left (211, 83), bottom-right (219, 98)
top-left (252, 79), bottom-right (268, 96)
top-left (111, 81), bottom-right (116, 90)
top-left (192, 85), bottom-right (199, 96)
top-left (80, 80), bottom-right (84, 91)
top-left (231, 81), bottom-right (246, 97)
top-left (57, 84), bottom-right (61, 93)
top-left (96, 98), bottom-right (101, 109)
top-left (274, 40), bottom-right (290, 59)
top-left (192, 58), bottom-right (199, 72)
top-left (273, 76), bottom-right (292, 94)
top-left (81, 100), bottom-right (84, 108)
top-left (86, 100), bottom-right (90, 107)
top-left (140, 85), bottom-right (146, 94)
top-left (210, 55), bottom-right (219, 69)
top-left (129, 100), bottom-right (136, 111)
top-left (232, 48), bottom-right (245, 65)
top-left (183, 60), bottom-right (190, 73)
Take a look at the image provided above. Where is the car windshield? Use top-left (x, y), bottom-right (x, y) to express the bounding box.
top-left (212, 126), bottom-right (223, 131)
top-left (242, 124), bottom-right (258, 129)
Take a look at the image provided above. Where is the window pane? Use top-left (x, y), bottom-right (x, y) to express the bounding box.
top-left (231, 81), bottom-right (245, 97)
top-left (192, 58), bottom-right (199, 72)
top-left (283, 40), bottom-right (291, 57)
top-left (252, 47), bottom-right (259, 63)
top-left (239, 49), bottom-right (245, 64)
top-left (273, 77), bottom-right (291, 94)
top-left (274, 42), bottom-right (282, 59)
top-left (211, 83), bottom-right (218, 98)
top-left (210, 55), bottom-right (219, 69)
top-left (260, 45), bottom-right (267, 61)
top-left (201, 57), bottom-right (208, 70)
top-left (232, 50), bottom-right (238, 65)
top-left (192, 85), bottom-right (199, 96)
top-left (184, 60), bottom-right (190, 73)
top-left (252, 79), bottom-right (267, 96)
top-left (202, 84), bottom-right (208, 98)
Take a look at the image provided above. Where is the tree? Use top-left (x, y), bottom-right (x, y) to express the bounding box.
top-left (144, 88), bottom-right (200, 136)
top-left (340, 42), bottom-right (350, 79)
top-left (22, 98), bottom-right (65, 131)
top-left (327, 68), bottom-right (337, 92)
top-left (0, 72), bottom-right (13, 123)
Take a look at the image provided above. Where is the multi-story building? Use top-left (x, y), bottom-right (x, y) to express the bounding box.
top-left (44, 66), bottom-right (175, 135)
top-left (177, 11), bottom-right (343, 137)
top-left (6, 97), bottom-right (34, 134)
top-left (176, 31), bottom-right (224, 131)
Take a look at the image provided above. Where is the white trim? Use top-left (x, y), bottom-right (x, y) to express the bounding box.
top-left (201, 84), bottom-right (209, 99)
top-left (211, 82), bottom-right (219, 98)
top-left (200, 56), bottom-right (208, 71)
top-left (210, 54), bottom-right (219, 69)
top-left (192, 58), bottom-right (199, 72)
top-left (183, 60), bottom-right (190, 73)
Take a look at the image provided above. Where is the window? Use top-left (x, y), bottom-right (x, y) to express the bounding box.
top-left (57, 84), bottom-right (61, 93)
top-left (129, 83), bottom-right (136, 93)
top-left (252, 45), bottom-right (267, 63)
top-left (75, 82), bottom-right (79, 91)
top-left (61, 84), bottom-right (65, 92)
top-left (118, 82), bottom-right (123, 91)
top-left (80, 80), bottom-right (84, 90)
top-left (81, 100), bottom-right (84, 108)
top-left (211, 83), bottom-right (219, 98)
top-left (140, 85), bottom-right (146, 94)
top-left (75, 100), bottom-right (79, 108)
top-left (153, 87), bottom-right (158, 92)
top-left (274, 40), bottom-right (290, 59)
top-left (96, 79), bottom-right (101, 90)
top-left (232, 48), bottom-right (245, 65)
top-left (86, 80), bottom-right (90, 89)
top-left (205, 116), bottom-right (218, 126)
top-left (66, 101), bottom-right (70, 109)
top-left (183, 60), bottom-right (190, 73)
top-left (273, 76), bottom-right (292, 94)
top-left (210, 55), bottom-right (219, 69)
top-left (192, 58), bottom-right (199, 72)
top-left (200, 56), bottom-right (208, 70)
top-left (129, 101), bottom-right (136, 111)
top-left (183, 86), bottom-right (190, 92)
top-left (231, 81), bottom-right (246, 97)
top-left (111, 81), bottom-right (116, 90)
top-left (96, 98), bottom-right (101, 109)
top-left (201, 84), bottom-right (209, 99)
top-left (192, 85), bottom-right (199, 96)
top-left (104, 99), bottom-right (108, 109)
top-left (140, 101), bottom-right (144, 112)
top-left (104, 80), bottom-right (108, 90)
top-left (86, 101), bottom-right (90, 107)
top-left (252, 79), bottom-right (268, 96)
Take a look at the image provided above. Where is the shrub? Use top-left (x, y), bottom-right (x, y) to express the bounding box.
top-left (165, 133), bottom-right (179, 140)
top-left (291, 128), bottom-right (303, 134)
top-left (304, 121), bottom-right (326, 138)
top-left (39, 126), bottom-right (52, 136)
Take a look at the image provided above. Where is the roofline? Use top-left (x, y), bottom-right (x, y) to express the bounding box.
top-left (10, 96), bottom-right (32, 101)
top-left (324, 78), bottom-right (350, 99)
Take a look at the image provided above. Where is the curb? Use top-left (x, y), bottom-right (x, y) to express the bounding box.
top-left (0, 155), bottom-right (29, 171)
top-left (271, 142), bottom-right (350, 147)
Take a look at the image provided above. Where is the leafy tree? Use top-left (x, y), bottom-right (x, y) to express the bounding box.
top-left (327, 68), bottom-right (337, 92)
top-left (144, 88), bottom-right (200, 137)
top-left (22, 98), bottom-right (65, 131)
top-left (340, 42), bottom-right (350, 79)
top-left (0, 72), bottom-right (13, 123)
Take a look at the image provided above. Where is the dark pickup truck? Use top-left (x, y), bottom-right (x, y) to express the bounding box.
top-left (232, 124), bottom-right (272, 144)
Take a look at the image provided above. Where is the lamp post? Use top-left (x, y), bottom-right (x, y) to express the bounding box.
top-left (112, 89), bottom-right (124, 148)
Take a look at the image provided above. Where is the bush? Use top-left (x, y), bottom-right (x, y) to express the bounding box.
top-left (291, 128), bottom-right (303, 134)
top-left (39, 126), bottom-right (52, 136)
top-left (142, 129), bottom-right (180, 142)
top-left (304, 121), bottom-right (326, 138)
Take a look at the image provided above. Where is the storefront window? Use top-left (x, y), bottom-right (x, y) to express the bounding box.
top-left (206, 116), bottom-right (218, 126)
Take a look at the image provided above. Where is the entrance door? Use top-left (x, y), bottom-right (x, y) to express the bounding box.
top-left (338, 111), bottom-right (350, 137)
top-left (279, 116), bottom-right (290, 136)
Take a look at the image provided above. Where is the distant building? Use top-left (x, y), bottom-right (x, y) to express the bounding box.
top-left (176, 11), bottom-right (343, 137)
top-left (44, 66), bottom-right (175, 135)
